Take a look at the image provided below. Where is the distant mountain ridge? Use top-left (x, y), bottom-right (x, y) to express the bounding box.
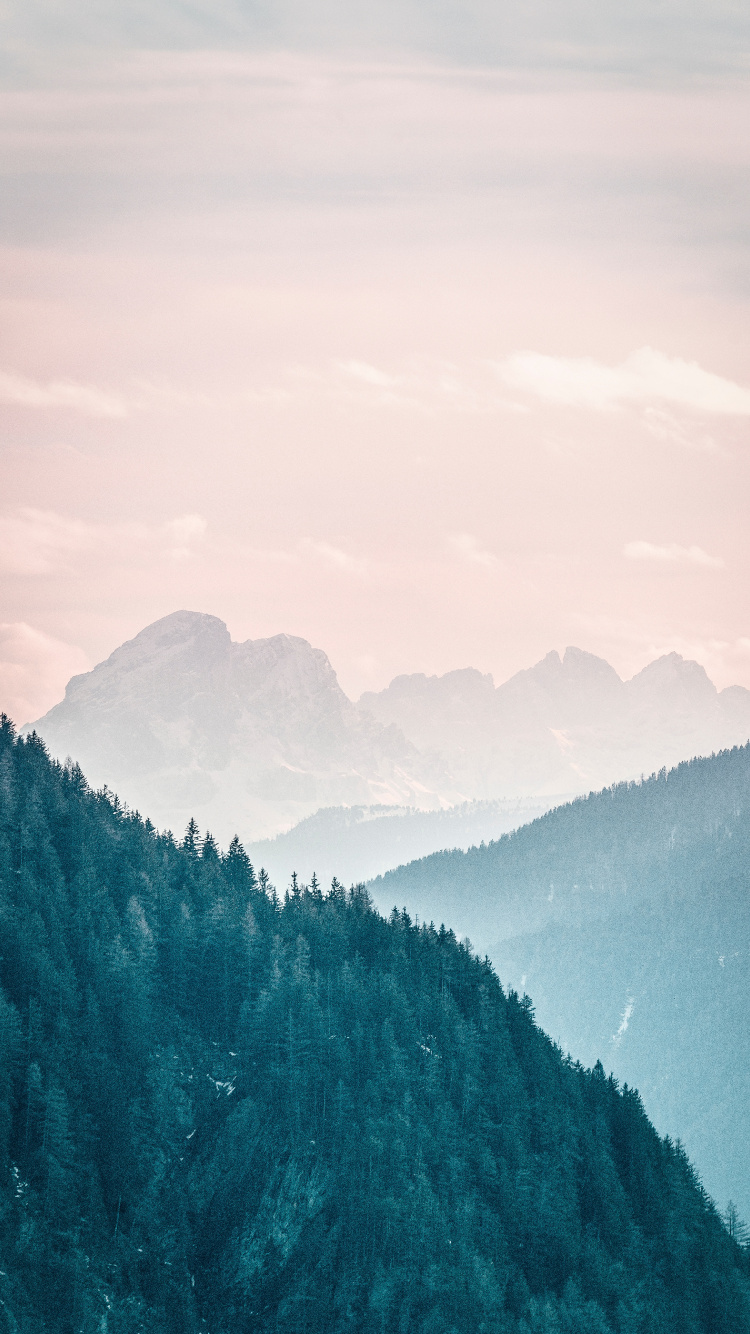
top-left (24, 610), bottom-right (750, 843)
top-left (361, 644), bottom-right (750, 799)
top-left (246, 795), bottom-right (557, 890)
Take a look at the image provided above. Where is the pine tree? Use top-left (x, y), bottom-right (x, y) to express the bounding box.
top-left (182, 817), bottom-right (200, 857)
top-left (724, 1201), bottom-right (750, 1247)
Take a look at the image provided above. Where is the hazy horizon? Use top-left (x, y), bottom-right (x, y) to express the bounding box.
top-left (2, 1), bottom-right (749, 724)
top-left (18, 608), bottom-right (750, 721)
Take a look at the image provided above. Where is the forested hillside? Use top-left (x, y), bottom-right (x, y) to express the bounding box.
top-left (371, 745), bottom-right (750, 947)
top-left (0, 715), bottom-right (748, 1333)
top-left (372, 745), bottom-right (750, 1217)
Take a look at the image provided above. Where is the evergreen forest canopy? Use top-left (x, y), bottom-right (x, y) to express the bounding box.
top-left (0, 716), bottom-right (748, 1333)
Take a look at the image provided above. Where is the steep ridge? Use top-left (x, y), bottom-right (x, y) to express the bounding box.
top-left (371, 745), bottom-right (750, 1217)
top-left (28, 611), bottom-right (442, 841)
top-left (0, 716), bottom-right (747, 1333)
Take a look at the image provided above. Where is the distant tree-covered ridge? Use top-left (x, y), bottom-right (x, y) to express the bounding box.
top-left (370, 742), bottom-right (750, 947)
top-left (0, 716), bottom-right (748, 1333)
top-left (370, 743), bottom-right (750, 1218)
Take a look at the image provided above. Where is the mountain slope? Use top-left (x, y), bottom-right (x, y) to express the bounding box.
top-left (494, 876), bottom-right (750, 1226)
top-left (0, 715), bottom-right (747, 1333)
top-left (371, 744), bottom-right (750, 1216)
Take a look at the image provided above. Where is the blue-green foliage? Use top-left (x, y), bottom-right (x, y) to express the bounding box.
top-left (373, 745), bottom-right (750, 1217)
top-left (0, 716), bottom-right (747, 1332)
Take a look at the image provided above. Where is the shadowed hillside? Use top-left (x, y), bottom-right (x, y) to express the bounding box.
top-left (371, 745), bottom-right (750, 1217)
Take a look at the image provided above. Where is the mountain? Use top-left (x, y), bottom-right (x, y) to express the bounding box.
top-left (27, 610), bottom-right (442, 841)
top-left (370, 744), bottom-right (750, 1218)
top-left (0, 715), bottom-right (747, 1333)
top-left (361, 646), bottom-right (750, 798)
top-left (246, 795), bottom-right (556, 890)
top-left (25, 613), bottom-right (750, 853)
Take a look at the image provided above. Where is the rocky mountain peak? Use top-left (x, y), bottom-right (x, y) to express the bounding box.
top-left (628, 652), bottom-right (718, 709)
top-left (63, 610), bottom-right (231, 708)
top-left (27, 612), bottom-right (433, 840)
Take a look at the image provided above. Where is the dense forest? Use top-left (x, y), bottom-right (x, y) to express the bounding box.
top-left (0, 716), bottom-right (748, 1332)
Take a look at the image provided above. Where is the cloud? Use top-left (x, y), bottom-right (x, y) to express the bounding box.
top-left (309, 541), bottom-right (368, 575)
top-left (329, 360), bottom-right (525, 416)
top-left (0, 509), bottom-right (96, 574)
top-left (0, 370), bottom-right (127, 418)
top-left (164, 513), bottom-right (208, 560)
top-left (623, 541), bottom-right (724, 568)
top-left (494, 347), bottom-right (750, 415)
top-left (0, 622), bottom-right (90, 727)
top-left (336, 361), bottom-right (400, 389)
top-left (1, 1), bottom-right (747, 77)
top-left (0, 508), bottom-right (208, 574)
top-left (642, 407), bottom-right (719, 453)
top-left (448, 533), bottom-right (498, 568)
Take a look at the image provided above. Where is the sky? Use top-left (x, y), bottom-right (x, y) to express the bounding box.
top-left (1, 1), bottom-right (750, 722)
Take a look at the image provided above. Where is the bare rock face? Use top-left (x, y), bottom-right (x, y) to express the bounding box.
top-left (29, 611), bottom-right (438, 841)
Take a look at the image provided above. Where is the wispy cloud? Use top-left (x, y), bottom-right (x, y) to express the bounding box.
top-left (642, 407), bottom-right (720, 453)
top-left (0, 370), bottom-right (127, 418)
top-left (494, 348), bottom-right (750, 415)
top-left (336, 361), bottom-right (400, 389)
top-left (330, 360), bottom-right (518, 415)
top-left (623, 541), bottom-right (724, 568)
top-left (164, 513), bottom-right (208, 560)
top-left (0, 509), bottom-right (96, 574)
top-left (0, 508), bottom-right (208, 574)
top-left (308, 541), bottom-right (369, 575)
top-left (448, 533), bottom-right (498, 568)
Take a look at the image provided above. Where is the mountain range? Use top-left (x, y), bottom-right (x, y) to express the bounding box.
top-left (371, 744), bottom-right (750, 1220)
top-left (361, 646), bottom-right (750, 799)
top-left (25, 610), bottom-right (750, 848)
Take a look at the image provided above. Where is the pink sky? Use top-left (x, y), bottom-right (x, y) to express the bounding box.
top-left (1, 50), bottom-right (749, 720)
